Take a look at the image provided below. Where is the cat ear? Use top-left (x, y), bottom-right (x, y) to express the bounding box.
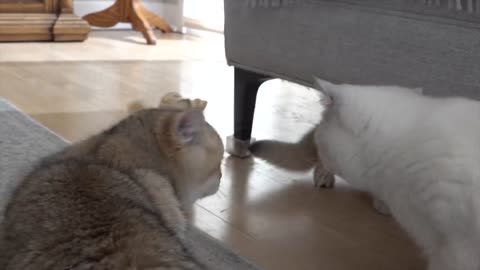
top-left (128, 100), bottom-right (146, 113)
top-left (175, 110), bottom-right (205, 144)
top-left (160, 92), bottom-right (208, 111)
top-left (160, 92), bottom-right (183, 107)
top-left (313, 77), bottom-right (335, 106)
top-left (313, 77), bottom-right (335, 92)
top-left (191, 98), bottom-right (208, 111)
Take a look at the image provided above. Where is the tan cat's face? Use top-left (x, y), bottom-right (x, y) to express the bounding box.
top-left (129, 93), bottom-right (224, 202)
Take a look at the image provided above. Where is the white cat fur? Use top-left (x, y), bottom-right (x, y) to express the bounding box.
top-left (312, 77), bottom-right (480, 270)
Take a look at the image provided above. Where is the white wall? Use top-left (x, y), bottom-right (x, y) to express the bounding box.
top-left (183, 0), bottom-right (223, 31)
top-left (74, 0), bottom-right (184, 32)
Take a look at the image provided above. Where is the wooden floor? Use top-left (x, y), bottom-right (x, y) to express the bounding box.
top-left (0, 30), bottom-right (425, 270)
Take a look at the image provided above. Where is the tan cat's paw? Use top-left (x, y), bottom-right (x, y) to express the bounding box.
top-left (373, 198), bottom-right (391, 216)
top-left (313, 166), bottom-right (335, 188)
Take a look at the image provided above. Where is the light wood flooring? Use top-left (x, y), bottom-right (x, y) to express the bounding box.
top-left (0, 30), bottom-right (426, 270)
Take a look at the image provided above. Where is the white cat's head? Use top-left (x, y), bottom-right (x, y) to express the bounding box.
top-left (312, 77), bottom-right (423, 108)
top-left (311, 77), bottom-right (425, 179)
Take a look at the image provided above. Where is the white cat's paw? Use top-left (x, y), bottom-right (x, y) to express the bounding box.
top-left (313, 167), bottom-right (335, 188)
top-left (373, 198), bottom-right (391, 216)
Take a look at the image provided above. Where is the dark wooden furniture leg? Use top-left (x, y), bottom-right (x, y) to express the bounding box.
top-left (227, 67), bottom-right (270, 158)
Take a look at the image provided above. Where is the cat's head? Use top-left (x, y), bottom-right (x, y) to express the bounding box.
top-left (312, 77), bottom-right (423, 129)
top-left (312, 77), bottom-right (423, 108)
top-left (128, 93), bottom-right (224, 205)
top-left (311, 77), bottom-right (424, 176)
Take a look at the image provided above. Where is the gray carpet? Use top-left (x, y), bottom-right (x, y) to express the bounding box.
top-left (0, 98), bottom-right (260, 270)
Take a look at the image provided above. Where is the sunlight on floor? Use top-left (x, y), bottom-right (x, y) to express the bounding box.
top-left (0, 31), bottom-right (225, 63)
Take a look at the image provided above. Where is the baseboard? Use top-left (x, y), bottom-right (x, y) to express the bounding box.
top-left (184, 17), bottom-right (223, 33)
top-left (74, 0), bottom-right (184, 31)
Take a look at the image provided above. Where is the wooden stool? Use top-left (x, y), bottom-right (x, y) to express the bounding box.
top-left (82, 0), bottom-right (172, 45)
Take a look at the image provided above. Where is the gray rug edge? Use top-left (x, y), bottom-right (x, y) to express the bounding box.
top-left (0, 98), bottom-right (261, 270)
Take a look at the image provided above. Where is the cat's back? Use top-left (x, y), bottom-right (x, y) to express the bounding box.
top-left (364, 93), bottom-right (480, 152)
top-left (414, 96), bottom-right (480, 158)
top-left (431, 96), bottom-right (480, 134)
top-left (2, 156), bottom-right (194, 270)
top-left (3, 158), bottom-right (140, 269)
top-left (386, 96), bottom-right (480, 216)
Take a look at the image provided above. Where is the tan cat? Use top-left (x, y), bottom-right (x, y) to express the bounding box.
top-left (0, 93), bottom-right (224, 270)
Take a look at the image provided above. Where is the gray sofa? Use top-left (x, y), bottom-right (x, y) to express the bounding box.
top-left (224, 0), bottom-right (480, 157)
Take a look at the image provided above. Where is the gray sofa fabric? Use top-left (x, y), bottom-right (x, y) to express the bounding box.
top-left (246, 0), bottom-right (302, 8)
top-left (224, 0), bottom-right (480, 99)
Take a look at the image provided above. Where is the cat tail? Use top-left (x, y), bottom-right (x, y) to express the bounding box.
top-left (249, 127), bottom-right (318, 171)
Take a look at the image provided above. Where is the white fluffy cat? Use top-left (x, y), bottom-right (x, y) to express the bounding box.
top-left (251, 78), bottom-right (480, 270)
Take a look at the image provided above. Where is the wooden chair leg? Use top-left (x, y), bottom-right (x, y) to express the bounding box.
top-left (139, 6), bottom-right (173, 33)
top-left (82, 3), bottom-right (121, 28)
top-left (130, 0), bottom-right (156, 45)
top-left (81, 0), bottom-right (172, 45)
